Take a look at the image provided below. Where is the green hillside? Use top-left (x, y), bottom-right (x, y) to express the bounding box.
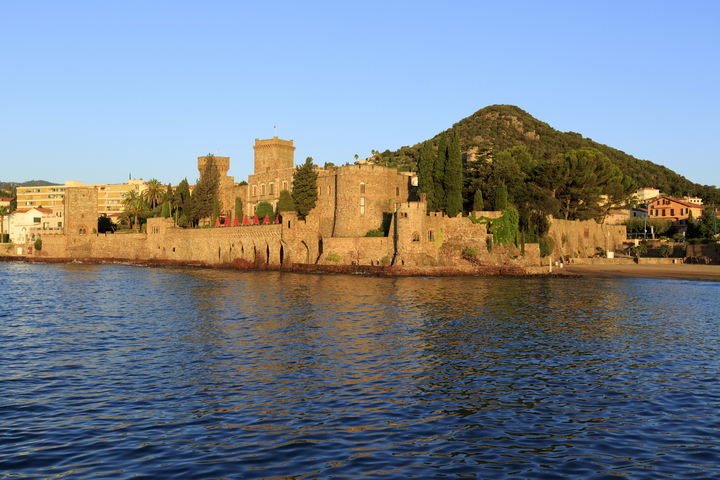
top-left (375, 105), bottom-right (720, 206)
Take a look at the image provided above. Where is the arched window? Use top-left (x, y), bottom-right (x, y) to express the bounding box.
top-left (412, 232), bottom-right (420, 242)
top-left (360, 182), bottom-right (365, 194)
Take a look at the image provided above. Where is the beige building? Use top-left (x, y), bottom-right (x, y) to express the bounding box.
top-left (17, 179), bottom-right (147, 222)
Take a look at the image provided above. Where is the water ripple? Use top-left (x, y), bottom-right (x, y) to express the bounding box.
top-left (1, 263), bottom-right (719, 478)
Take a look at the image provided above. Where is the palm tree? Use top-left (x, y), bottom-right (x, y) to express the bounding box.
top-left (143, 178), bottom-right (164, 211)
top-left (171, 190), bottom-right (183, 225)
top-left (128, 199), bottom-right (145, 231)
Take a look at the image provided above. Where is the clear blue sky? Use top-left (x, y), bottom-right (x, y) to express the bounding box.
top-left (2, 1), bottom-right (719, 189)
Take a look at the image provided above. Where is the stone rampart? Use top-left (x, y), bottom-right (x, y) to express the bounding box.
top-left (320, 237), bottom-right (393, 266)
top-left (548, 218), bottom-right (626, 259)
top-left (686, 244), bottom-right (720, 264)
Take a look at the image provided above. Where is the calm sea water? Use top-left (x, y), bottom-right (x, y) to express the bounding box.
top-left (1, 262), bottom-right (719, 479)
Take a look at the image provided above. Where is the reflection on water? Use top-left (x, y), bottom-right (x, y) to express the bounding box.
top-left (1, 263), bottom-right (719, 478)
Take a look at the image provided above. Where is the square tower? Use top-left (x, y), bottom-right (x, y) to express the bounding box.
top-left (253, 137), bottom-right (295, 174)
top-left (64, 187), bottom-right (98, 236)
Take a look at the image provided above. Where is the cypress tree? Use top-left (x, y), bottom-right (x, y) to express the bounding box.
top-left (234, 197), bottom-right (243, 219)
top-left (417, 140), bottom-right (436, 211)
top-left (292, 157), bottom-right (319, 220)
top-left (444, 131), bottom-right (463, 218)
top-left (473, 188), bottom-right (484, 211)
top-left (161, 201), bottom-right (171, 218)
top-left (434, 134), bottom-right (447, 209)
top-left (177, 178), bottom-right (191, 218)
top-left (494, 181), bottom-right (508, 211)
top-left (278, 189), bottom-right (295, 212)
top-left (212, 196), bottom-right (219, 225)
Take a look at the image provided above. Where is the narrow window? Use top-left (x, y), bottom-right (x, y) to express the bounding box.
top-left (396, 187), bottom-right (399, 196)
top-left (269, 183), bottom-right (274, 195)
top-left (261, 184), bottom-right (266, 195)
top-left (283, 181), bottom-right (288, 191)
top-left (252, 186), bottom-right (257, 197)
top-left (327, 186), bottom-right (331, 195)
top-left (360, 197), bottom-right (365, 215)
top-left (670, 209), bottom-right (674, 216)
top-left (412, 232), bottom-right (420, 242)
top-left (360, 182), bottom-right (365, 194)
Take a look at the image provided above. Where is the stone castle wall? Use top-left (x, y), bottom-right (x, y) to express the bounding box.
top-left (548, 218), bottom-right (626, 259)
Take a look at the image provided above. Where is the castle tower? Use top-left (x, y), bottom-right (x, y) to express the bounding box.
top-left (253, 137), bottom-right (295, 174)
top-left (198, 155), bottom-right (230, 178)
top-left (64, 187), bottom-right (98, 236)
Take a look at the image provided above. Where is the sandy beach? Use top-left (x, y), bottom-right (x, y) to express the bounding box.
top-left (563, 263), bottom-right (720, 282)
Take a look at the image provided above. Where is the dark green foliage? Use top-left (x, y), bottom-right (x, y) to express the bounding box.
top-left (539, 235), bottom-right (555, 257)
top-left (444, 131), bottom-right (463, 217)
top-left (434, 134), bottom-right (447, 209)
top-left (277, 190), bottom-right (295, 212)
top-left (163, 182), bottom-right (174, 204)
top-left (234, 197), bottom-right (243, 219)
top-left (292, 157), bottom-right (319, 220)
top-left (373, 104), bottom-right (720, 212)
top-left (212, 197), bottom-right (219, 225)
top-left (34, 238), bottom-right (42, 251)
top-left (554, 147), bottom-right (635, 221)
top-left (494, 181), bottom-right (508, 211)
top-left (623, 217), bottom-right (675, 236)
top-left (98, 216), bottom-right (115, 233)
top-left (697, 207), bottom-right (718, 239)
top-left (256, 201), bottom-right (274, 220)
top-left (176, 179), bottom-right (191, 218)
top-left (417, 140), bottom-right (436, 210)
top-left (463, 247), bottom-right (478, 257)
top-left (659, 245), bottom-right (673, 257)
top-left (687, 210), bottom-right (696, 238)
top-left (238, 180), bottom-right (248, 186)
top-left (191, 155), bottom-right (220, 226)
top-left (473, 188), bottom-right (484, 211)
top-left (365, 228), bottom-right (384, 237)
top-left (490, 207), bottom-right (519, 246)
top-left (161, 201), bottom-right (171, 218)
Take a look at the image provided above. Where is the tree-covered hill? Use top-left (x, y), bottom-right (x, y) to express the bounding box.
top-left (374, 105), bottom-right (720, 205)
top-left (0, 180), bottom-right (60, 191)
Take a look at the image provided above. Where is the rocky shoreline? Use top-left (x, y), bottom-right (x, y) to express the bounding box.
top-left (0, 255), bottom-right (578, 278)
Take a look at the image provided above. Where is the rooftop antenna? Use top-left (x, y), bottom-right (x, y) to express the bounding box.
top-left (274, 124), bottom-right (277, 137)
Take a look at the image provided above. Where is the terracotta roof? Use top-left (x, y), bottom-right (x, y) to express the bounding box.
top-left (0, 197), bottom-right (14, 202)
top-left (14, 207), bottom-right (53, 214)
top-left (655, 196), bottom-right (705, 209)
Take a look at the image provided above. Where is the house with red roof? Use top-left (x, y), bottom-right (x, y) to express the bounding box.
top-left (647, 196), bottom-right (706, 232)
top-left (7, 206), bottom-right (64, 244)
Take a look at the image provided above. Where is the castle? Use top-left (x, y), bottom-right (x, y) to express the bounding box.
top-left (5, 137), bottom-right (628, 271)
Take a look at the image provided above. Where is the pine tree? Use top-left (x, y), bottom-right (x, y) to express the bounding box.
top-left (494, 181), bottom-right (508, 211)
top-left (434, 134), bottom-right (447, 209)
top-left (292, 157), bottom-right (319, 220)
top-left (444, 131), bottom-right (463, 218)
top-left (278, 189), bottom-right (295, 212)
top-left (191, 155), bottom-right (220, 226)
top-left (417, 140), bottom-right (436, 210)
top-left (473, 188), bottom-right (484, 211)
